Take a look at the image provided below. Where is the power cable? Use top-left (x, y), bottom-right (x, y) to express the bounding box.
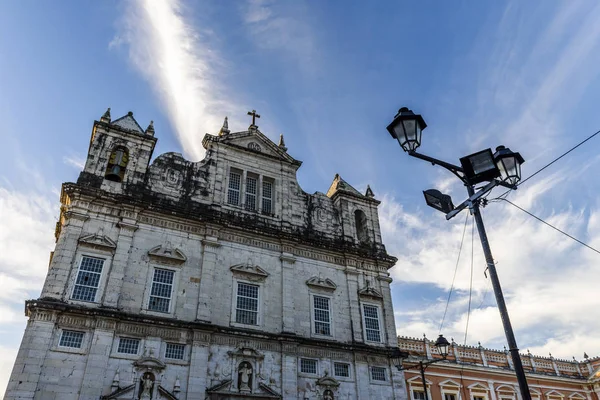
top-left (439, 212), bottom-right (470, 334)
top-left (494, 128), bottom-right (600, 200)
top-left (495, 198), bottom-right (600, 255)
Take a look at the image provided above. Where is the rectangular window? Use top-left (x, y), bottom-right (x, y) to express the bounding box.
top-left (236, 282), bottom-right (259, 325)
top-left (227, 170), bottom-right (241, 205)
top-left (313, 296), bottom-right (331, 336)
top-left (413, 391), bottom-right (426, 400)
top-left (245, 174), bottom-right (258, 210)
top-left (473, 396), bottom-right (485, 400)
top-left (371, 366), bottom-right (386, 381)
top-left (165, 343), bottom-right (185, 360)
top-left (71, 256), bottom-right (105, 302)
top-left (445, 394), bottom-right (457, 400)
top-left (117, 337), bottom-right (140, 354)
top-left (59, 330), bottom-right (84, 348)
top-left (300, 358), bottom-right (318, 374)
top-left (334, 362), bottom-right (350, 377)
top-left (363, 304), bottom-right (382, 342)
top-left (262, 179), bottom-right (273, 214)
top-left (148, 268), bottom-right (175, 313)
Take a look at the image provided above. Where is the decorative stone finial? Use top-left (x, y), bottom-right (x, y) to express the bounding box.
top-left (549, 352), bottom-right (553, 358)
top-left (112, 369), bottom-right (120, 389)
top-left (365, 185), bottom-right (375, 198)
top-left (423, 333), bottom-right (427, 340)
top-left (145, 120), bottom-right (155, 135)
top-left (101, 107), bottom-right (111, 123)
top-left (278, 134), bottom-right (287, 151)
top-left (478, 341), bottom-right (482, 348)
top-left (127, 111), bottom-right (133, 117)
top-left (219, 116), bottom-right (230, 136)
top-left (174, 376), bottom-right (181, 393)
top-left (527, 349), bottom-right (531, 355)
top-left (584, 352), bottom-right (589, 359)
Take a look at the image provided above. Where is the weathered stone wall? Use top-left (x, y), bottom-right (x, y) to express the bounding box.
top-left (6, 113), bottom-right (404, 400)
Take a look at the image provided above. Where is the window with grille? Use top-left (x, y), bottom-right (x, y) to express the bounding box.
top-left (71, 256), bottom-right (105, 302)
top-left (334, 362), bottom-right (350, 377)
top-left (236, 282), bottom-right (259, 325)
top-left (59, 330), bottom-right (84, 348)
top-left (245, 175), bottom-right (258, 210)
top-left (117, 337), bottom-right (140, 354)
top-left (300, 358), bottom-right (318, 374)
top-left (262, 179), bottom-right (273, 214)
top-left (363, 304), bottom-right (381, 342)
top-left (413, 391), bottom-right (426, 400)
top-left (370, 366), bottom-right (386, 381)
top-left (227, 170), bottom-right (241, 205)
top-left (313, 296), bottom-right (331, 336)
top-left (165, 343), bottom-right (185, 360)
top-left (148, 268), bottom-right (175, 313)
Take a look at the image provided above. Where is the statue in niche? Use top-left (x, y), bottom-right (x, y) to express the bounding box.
top-left (139, 372), bottom-right (154, 399)
top-left (323, 389), bottom-right (334, 400)
top-left (238, 362), bottom-right (253, 393)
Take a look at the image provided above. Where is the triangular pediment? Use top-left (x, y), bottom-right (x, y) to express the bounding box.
top-left (111, 112), bottom-right (145, 134)
top-left (206, 379), bottom-right (281, 399)
top-left (203, 130), bottom-right (301, 166)
top-left (358, 285), bottom-right (383, 300)
top-left (148, 244), bottom-right (187, 263)
top-left (306, 276), bottom-right (337, 291)
top-left (230, 262), bottom-right (269, 280)
top-left (79, 233), bottom-right (117, 250)
top-left (326, 174), bottom-right (363, 198)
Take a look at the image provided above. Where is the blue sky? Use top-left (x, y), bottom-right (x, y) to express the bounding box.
top-left (2, 0), bottom-right (600, 392)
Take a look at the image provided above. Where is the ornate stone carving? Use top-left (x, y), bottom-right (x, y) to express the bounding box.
top-left (78, 232), bottom-right (117, 251)
top-left (230, 260), bottom-right (269, 281)
top-left (316, 372), bottom-right (340, 389)
top-left (306, 276), bottom-right (337, 291)
top-left (358, 281), bottom-right (383, 300)
top-left (148, 243), bottom-right (187, 263)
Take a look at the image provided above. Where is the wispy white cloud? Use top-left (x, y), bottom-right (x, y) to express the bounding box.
top-left (112, 0), bottom-right (241, 160)
top-left (62, 154), bottom-right (85, 170)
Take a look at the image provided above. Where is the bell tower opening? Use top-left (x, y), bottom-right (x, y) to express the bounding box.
top-left (105, 146), bottom-right (129, 182)
top-left (354, 209), bottom-right (369, 243)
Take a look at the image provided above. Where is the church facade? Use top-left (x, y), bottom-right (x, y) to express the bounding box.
top-left (5, 109), bottom-right (406, 399)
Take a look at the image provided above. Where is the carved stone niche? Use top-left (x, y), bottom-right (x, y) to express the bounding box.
top-left (78, 232), bottom-right (117, 253)
top-left (230, 260), bottom-right (269, 282)
top-left (317, 373), bottom-right (340, 391)
top-left (306, 276), bottom-right (337, 292)
top-left (148, 244), bottom-right (187, 265)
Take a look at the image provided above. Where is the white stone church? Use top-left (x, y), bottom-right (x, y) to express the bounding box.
top-left (5, 109), bottom-right (407, 399)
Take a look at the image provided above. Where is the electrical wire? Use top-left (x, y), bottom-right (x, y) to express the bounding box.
top-left (439, 212), bottom-right (470, 334)
top-left (463, 217), bottom-right (475, 346)
top-left (494, 128), bottom-right (600, 200)
top-left (494, 198), bottom-right (600, 255)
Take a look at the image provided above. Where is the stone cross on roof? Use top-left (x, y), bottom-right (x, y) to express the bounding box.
top-left (247, 109), bottom-right (260, 128)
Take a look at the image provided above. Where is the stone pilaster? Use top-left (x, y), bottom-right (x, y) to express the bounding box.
top-left (280, 253), bottom-right (297, 333)
top-left (452, 339), bottom-right (461, 363)
top-left (80, 324), bottom-right (116, 397)
top-left (377, 275), bottom-right (397, 347)
top-left (345, 268), bottom-right (363, 342)
top-left (550, 354), bottom-right (560, 376)
top-left (41, 211), bottom-right (88, 299)
top-left (281, 344), bottom-right (298, 399)
top-left (425, 335), bottom-right (432, 360)
top-left (4, 313), bottom-right (55, 399)
top-left (196, 236), bottom-right (221, 322)
top-left (488, 381), bottom-right (498, 400)
top-left (187, 334), bottom-right (210, 396)
top-left (106, 219), bottom-right (138, 307)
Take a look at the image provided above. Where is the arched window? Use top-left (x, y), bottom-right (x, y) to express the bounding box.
top-left (354, 209), bottom-right (369, 243)
top-left (105, 146), bottom-right (129, 182)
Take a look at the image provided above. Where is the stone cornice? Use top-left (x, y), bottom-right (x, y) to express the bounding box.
top-left (26, 299), bottom-right (396, 358)
top-left (61, 183), bottom-right (398, 268)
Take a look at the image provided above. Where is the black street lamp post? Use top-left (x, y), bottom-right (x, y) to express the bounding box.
top-left (386, 107), bottom-right (531, 400)
top-left (391, 335), bottom-right (451, 400)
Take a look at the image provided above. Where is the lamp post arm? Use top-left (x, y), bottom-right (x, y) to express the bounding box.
top-left (445, 180), bottom-right (498, 220)
top-left (408, 151), bottom-right (467, 183)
